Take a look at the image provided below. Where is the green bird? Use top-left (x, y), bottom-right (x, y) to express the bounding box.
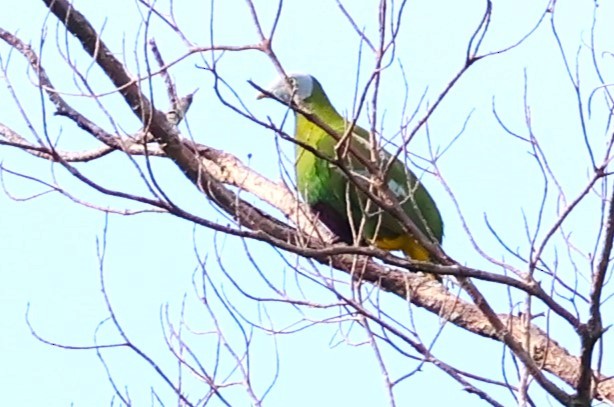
top-left (258, 73), bottom-right (443, 264)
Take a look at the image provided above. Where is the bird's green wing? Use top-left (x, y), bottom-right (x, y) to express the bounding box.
top-left (338, 125), bottom-right (444, 250)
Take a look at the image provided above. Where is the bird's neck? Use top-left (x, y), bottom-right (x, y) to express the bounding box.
top-left (294, 98), bottom-right (344, 149)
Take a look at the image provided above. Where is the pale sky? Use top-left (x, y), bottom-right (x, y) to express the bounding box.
top-left (1, 0), bottom-right (612, 406)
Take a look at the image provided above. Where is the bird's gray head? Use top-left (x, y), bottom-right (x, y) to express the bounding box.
top-left (257, 73), bottom-right (314, 104)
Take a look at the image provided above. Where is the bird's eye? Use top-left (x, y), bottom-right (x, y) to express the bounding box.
top-left (289, 77), bottom-right (297, 87)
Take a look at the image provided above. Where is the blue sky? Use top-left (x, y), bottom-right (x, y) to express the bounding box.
top-left (1, 0), bottom-right (613, 405)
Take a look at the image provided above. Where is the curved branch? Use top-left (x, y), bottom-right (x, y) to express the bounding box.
top-left (33, 0), bottom-right (614, 403)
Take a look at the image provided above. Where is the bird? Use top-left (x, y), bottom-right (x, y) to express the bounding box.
top-left (166, 89), bottom-right (198, 126)
top-left (257, 73), bottom-right (443, 269)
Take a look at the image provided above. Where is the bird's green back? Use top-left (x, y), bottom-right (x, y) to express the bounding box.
top-left (293, 78), bottom-right (443, 248)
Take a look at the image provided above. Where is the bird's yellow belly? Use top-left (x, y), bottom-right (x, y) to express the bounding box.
top-left (372, 235), bottom-right (430, 261)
